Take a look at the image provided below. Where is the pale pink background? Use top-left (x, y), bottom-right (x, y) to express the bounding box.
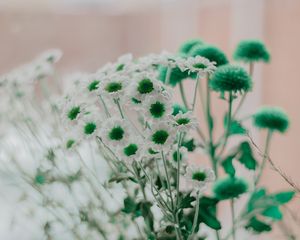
top-left (0, 0), bottom-right (299, 238)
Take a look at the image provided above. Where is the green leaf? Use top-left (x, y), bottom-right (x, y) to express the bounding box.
top-left (108, 173), bottom-right (137, 183)
top-left (182, 138), bottom-right (196, 152)
top-left (238, 141), bottom-right (257, 170)
top-left (272, 191), bottom-right (295, 205)
top-left (221, 155), bottom-right (236, 177)
top-left (122, 197), bottom-right (136, 214)
top-left (247, 188), bottom-right (267, 212)
top-left (224, 115), bottom-right (246, 136)
top-left (138, 201), bottom-right (154, 231)
top-left (179, 192), bottom-right (196, 209)
top-left (245, 217), bottom-right (272, 233)
top-left (262, 206), bottom-right (282, 220)
top-left (197, 197), bottom-right (221, 230)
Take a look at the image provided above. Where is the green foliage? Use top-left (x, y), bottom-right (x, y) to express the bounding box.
top-left (209, 64), bottom-right (252, 93)
top-left (253, 106), bottom-right (290, 133)
top-left (190, 45), bottom-right (228, 66)
top-left (182, 138), bottom-right (197, 152)
top-left (233, 40), bottom-right (270, 63)
top-left (224, 115), bottom-right (247, 136)
top-left (213, 177), bottom-right (248, 200)
top-left (158, 65), bottom-right (196, 87)
top-left (178, 39), bottom-right (204, 55)
top-left (179, 192), bottom-right (196, 209)
top-left (172, 103), bottom-right (187, 116)
top-left (245, 217), bottom-right (272, 233)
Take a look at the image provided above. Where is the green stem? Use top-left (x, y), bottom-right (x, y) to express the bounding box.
top-left (115, 98), bottom-right (124, 119)
top-left (231, 199), bottom-right (236, 240)
top-left (218, 92), bottom-right (233, 156)
top-left (179, 81), bottom-right (189, 109)
top-left (165, 66), bottom-right (172, 85)
top-left (255, 130), bottom-right (273, 186)
top-left (176, 133), bottom-right (183, 207)
top-left (99, 95), bottom-right (111, 118)
top-left (191, 74), bottom-right (200, 111)
top-left (189, 192), bottom-right (201, 239)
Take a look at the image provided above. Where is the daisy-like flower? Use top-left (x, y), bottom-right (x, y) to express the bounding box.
top-left (173, 111), bottom-right (197, 132)
top-left (61, 97), bottom-right (87, 125)
top-left (128, 72), bottom-right (163, 102)
top-left (36, 49), bottom-right (63, 64)
top-left (143, 94), bottom-right (172, 121)
top-left (183, 166), bottom-right (215, 195)
top-left (99, 74), bottom-right (128, 100)
top-left (117, 138), bottom-right (145, 164)
top-left (147, 121), bottom-right (176, 151)
top-left (100, 118), bottom-right (130, 147)
top-left (79, 114), bottom-right (101, 139)
top-left (180, 56), bottom-right (217, 76)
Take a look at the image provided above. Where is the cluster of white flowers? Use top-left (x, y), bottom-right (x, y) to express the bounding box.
top-left (61, 52), bottom-right (216, 193)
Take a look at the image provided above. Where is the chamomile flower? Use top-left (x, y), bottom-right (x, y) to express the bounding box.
top-left (128, 72), bottom-right (162, 101)
top-left (117, 138), bottom-right (145, 164)
top-left (181, 56), bottom-right (217, 76)
top-left (79, 114), bottom-right (101, 139)
top-left (62, 98), bottom-right (86, 124)
top-left (100, 118), bottom-right (130, 147)
top-left (99, 75), bottom-right (128, 100)
top-left (173, 111), bottom-right (197, 132)
top-left (147, 121), bottom-right (176, 151)
top-left (143, 94), bottom-right (172, 121)
top-left (183, 166), bottom-right (215, 194)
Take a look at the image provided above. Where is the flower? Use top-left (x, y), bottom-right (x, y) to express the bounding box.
top-left (209, 64), bottom-right (252, 94)
top-left (143, 94), bottom-right (172, 121)
top-left (80, 114), bottom-right (100, 138)
top-left (233, 40), bottom-right (270, 63)
top-left (128, 72), bottom-right (162, 101)
top-left (117, 138), bottom-right (145, 163)
top-left (62, 97), bottom-right (87, 124)
top-left (213, 176), bottom-right (248, 200)
top-left (36, 49), bottom-right (63, 64)
top-left (173, 111), bottom-right (197, 132)
top-left (99, 74), bottom-right (128, 100)
top-left (183, 166), bottom-right (215, 194)
top-left (253, 106), bottom-right (289, 133)
top-left (190, 45), bottom-right (228, 67)
top-left (147, 122), bottom-right (176, 151)
top-left (178, 39), bottom-right (204, 55)
top-left (100, 118), bottom-right (130, 147)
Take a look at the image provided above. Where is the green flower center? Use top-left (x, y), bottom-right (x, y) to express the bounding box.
top-left (172, 151), bottom-right (182, 162)
top-left (137, 79), bottom-right (154, 94)
top-left (66, 139), bottom-right (75, 149)
top-left (108, 126), bottom-right (124, 141)
top-left (105, 82), bottom-right (122, 93)
top-left (149, 102), bottom-right (165, 118)
top-left (193, 63), bottom-right (207, 69)
top-left (68, 106), bottom-right (81, 120)
top-left (176, 118), bottom-right (190, 125)
top-left (35, 174), bottom-right (46, 185)
top-left (84, 122), bottom-right (97, 135)
top-left (116, 64), bottom-right (125, 71)
top-left (152, 130), bottom-right (169, 145)
top-left (88, 80), bottom-right (100, 91)
top-left (132, 97), bottom-right (142, 104)
top-left (192, 171), bottom-right (206, 182)
top-left (123, 144), bottom-right (138, 156)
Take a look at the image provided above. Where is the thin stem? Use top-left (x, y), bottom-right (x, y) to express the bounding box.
top-left (161, 151), bottom-right (175, 210)
top-left (231, 199), bottom-right (236, 240)
top-left (189, 192), bottom-right (201, 239)
top-left (255, 130), bottom-right (273, 186)
top-left (99, 95), bottom-right (111, 118)
top-left (176, 133), bottom-right (183, 207)
top-left (218, 92), bottom-right (233, 157)
top-left (191, 75), bottom-right (200, 111)
top-left (179, 81), bottom-right (189, 109)
top-left (165, 66), bottom-right (172, 85)
top-left (115, 98), bottom-right (125, 119)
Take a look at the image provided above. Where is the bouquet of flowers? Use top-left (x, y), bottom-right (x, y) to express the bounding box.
top-left (0, 38), bottom-right (298, 240)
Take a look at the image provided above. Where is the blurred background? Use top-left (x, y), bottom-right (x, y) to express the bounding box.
top-left (0, 0), bottom-right (299, 238)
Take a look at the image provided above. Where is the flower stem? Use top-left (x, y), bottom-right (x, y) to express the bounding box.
top-left (255, 130), bottom-right (273, 186)
top-left (191, 75), bottom-right (200, 111)
top-left (190, 192), bottom-right (201, 239)
top-left (231, 199), bottom-right (236, 240)
top-left (176, 133), bottom-right (183, 207)
top-left (179, 81), bottom-right (189, 109)
top-left (115, 98), bottom-right (125, 119)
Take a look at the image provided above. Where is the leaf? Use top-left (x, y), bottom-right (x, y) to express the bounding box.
top-left (238, 141), bottom-right (257, 170)
top-left (262, 206), bottom-right (282, 221)
top-left (224, 115), bottom-right (246, 136)
top-left (197, 197), bottom-right (221, 230)
top-left (245, 217), bottom-right (272, 233)
top-left (138, 201), bottom-right (154, 231)
top-left (179, 192), bottom-right (196, 209)
top-left (108, 173), bottom-right (137, 183)
top-left (122, 197), bottom-right (136, 214)
top-left (247, 188), bottom-right (267, 212)
top-left (272, 191), bottom-right (295, 205)
top-left (182, 138), bottom-right (196, 152)
top-left (221, 155), bottom-right (236, 177)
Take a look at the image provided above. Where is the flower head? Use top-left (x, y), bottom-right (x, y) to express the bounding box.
top-left (178, 39), bottom-right (204, 55)
top-left (117, 138), bottom-right (145, 163)
top-left (173, 111), bottom-right (197, 132)
top-left (253, 106), bottom-right (289, 133)
top-left (190, 45), bottom-right (228, 67)
top-left (172, 103), bottom-right (187, 116)
top-left (147, 122), bottom-right (176, 151)
top-left (210, 64), bottom-right (252, 94)
top-left (213, 177), bottom-right (248, 200)
top-left (143, 94), bottom-right (172, 121)
top-left (233, 40), bottom-right (270, 63)
top-left (100, 75), bottom-right (128, 100)
top-left (183, 166), bottom-right (215, 194)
